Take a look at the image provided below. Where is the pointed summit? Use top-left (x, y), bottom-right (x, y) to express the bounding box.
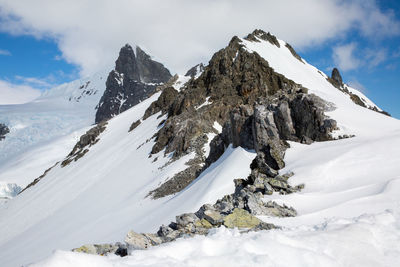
top-left (95, 44), bottom-right (172, 123)
top-left (331, 67), bottom-right (343, 88)
top-left (245, 29), bottom-right (281, 47)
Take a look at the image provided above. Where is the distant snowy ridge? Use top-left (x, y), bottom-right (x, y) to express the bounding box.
top-left (0, 69), bottom-right (109, 195)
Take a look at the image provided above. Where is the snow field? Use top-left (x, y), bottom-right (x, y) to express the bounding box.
top-left (32, 210), bottom-right (400, 267)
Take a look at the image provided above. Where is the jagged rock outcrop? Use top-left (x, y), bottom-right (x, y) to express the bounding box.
top-left (0, 123), bottom-right (9, 141)
top-left (72, 30), bottom-right (341, 257)
top-left (95, 44), bottom-right (172, 123)
top-left (330, 67), bottom-right (343, 88)
top-left (61, 122), bottom-right (107, 167)
top-left (144, 30), bottom-right (337, 199)
top-left (245, 29), bottom-right (281, 47)
top-left (72, 167), bottom-right (299, 257)
top-left (185, 63), bottom-right (205, 78)
top-left (328, 68), bottom-right (391, 116)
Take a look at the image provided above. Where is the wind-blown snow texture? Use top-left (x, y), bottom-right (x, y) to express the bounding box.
top-left (1, 33), bottom-right (400, 267)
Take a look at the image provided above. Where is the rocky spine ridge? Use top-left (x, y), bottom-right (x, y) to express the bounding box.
top-left (142, 30), bottom-right (337, 199)
top-left (95, 44), bottom-right (172, 123)
top-left (71, 30), bottom-right (340, 257)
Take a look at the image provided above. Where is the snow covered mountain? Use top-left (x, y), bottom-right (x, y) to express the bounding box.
top-left (95, 44), bottom-right (172, 123)
top-left (0, 70), bottom-right (108, 198)
top-left (1, 30), bottom-right (399, 267)
top-left (0, 44), bottom-right (172, 200)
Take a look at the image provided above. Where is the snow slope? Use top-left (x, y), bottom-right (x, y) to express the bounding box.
top-left (2, 33), bottom-right (400, 267)
top-left (0, 91), bottom-right (255, 266)
top-left (0, 70), bottom-right (108, 197)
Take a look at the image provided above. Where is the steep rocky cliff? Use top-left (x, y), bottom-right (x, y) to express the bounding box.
top-left (95, 45), bottom-right (171, 123)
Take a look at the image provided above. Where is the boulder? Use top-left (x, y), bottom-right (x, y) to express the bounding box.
top-left (176, 213), bottom-right (199, 227)
top-left (72, 244), bottom-right (118, 255)
top-left (194, 219), bottom-right (213, 229)
top-left (72, 244), bottom-right (97, 254)
top-left (203, 209), bottom-right (224, 225)
top-left (223, 208), bottom-right (262, 229)
top-left (125, 230), bottom-right (151, 249)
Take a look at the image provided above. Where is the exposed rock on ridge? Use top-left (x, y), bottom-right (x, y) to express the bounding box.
top-left (95, 45), bottom-right (172, 123)
top-left (328, 68), bottom-right (390, 116)
top-left (61, 122), bottom-right (107, 167)
top-left (0, 123), bottom-right (9, 141)
top-left (72, 30), bottom-right (339, 258)
top-left (145, 30), bottom-right (337, 199)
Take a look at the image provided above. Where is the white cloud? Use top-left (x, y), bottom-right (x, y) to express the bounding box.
top-left (0, 79), bottom-right (41, 104)
top-left (348, 80), bottom-right (367, 93)
top-left (14, 75), bottom-right (54, 89)
top-left (0, 49), bottom-right (11, 56)
top-left (0, 0), bottom-right (399, 76)
top-left (333, 44), bottom-right (388, 72)
top-left (364, 48), bottom-right (387, 68)
top-left (333, 43), bottom-right (361, 71)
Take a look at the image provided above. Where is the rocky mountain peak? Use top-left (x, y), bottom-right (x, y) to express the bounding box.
top-left (331, 67), bottom-right (343, 88)
top-left (135, 46), bottom-right (172, 83)
top-left (115, 44), bottom-right (139, 81)
top-left (141, 31), bottom-right (337, 198)
top-left (95, 44), bottom-right (172, 123)
top-left (244, 29), bottom-right (281, 47)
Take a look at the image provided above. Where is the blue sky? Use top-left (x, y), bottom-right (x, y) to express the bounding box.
top-left (0, 34), bottom-right (77, 86)
top-left (0, 0), bottom-right (399, 117)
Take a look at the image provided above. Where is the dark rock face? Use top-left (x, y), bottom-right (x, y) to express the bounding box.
top-left (61, 122), bottom-right (107, 167)
top-left (285, 43), bottom-right (303, 62)
top-left (95, 44), bottom-right (172, 123)
top-left (145, 30), bottom-right (337, 199)
top-left (331, 68), bottom-right (343, 88)
top-left (328, 68), bottom-right (391, 116)
top-left (245, 29), bottom-right (280, 47)
top-left (0, 123), bottom-right (9, 141)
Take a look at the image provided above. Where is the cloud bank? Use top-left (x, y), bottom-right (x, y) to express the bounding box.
top-left (0, 79), bottom-right (41, 104)
top-left (0, 0), bottom-right (399, 76)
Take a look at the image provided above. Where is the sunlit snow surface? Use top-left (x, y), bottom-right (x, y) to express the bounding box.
top-left (32, 211), bottom-right (400, 267)
top-left (1, 36), bottom-right (400, 266)
top-left (0, 70), bottom-right (108, 191)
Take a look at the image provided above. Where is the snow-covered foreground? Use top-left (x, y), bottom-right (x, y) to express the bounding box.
top-left (0, 92), bottom-right (255, 266)
top-left (264, 131), bottom-right (400, 228)
top-left (32, 210), bottom-right (400, 267)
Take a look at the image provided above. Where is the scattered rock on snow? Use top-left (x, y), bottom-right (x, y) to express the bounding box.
top-left (0, 123), bottom-right (9, 141)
